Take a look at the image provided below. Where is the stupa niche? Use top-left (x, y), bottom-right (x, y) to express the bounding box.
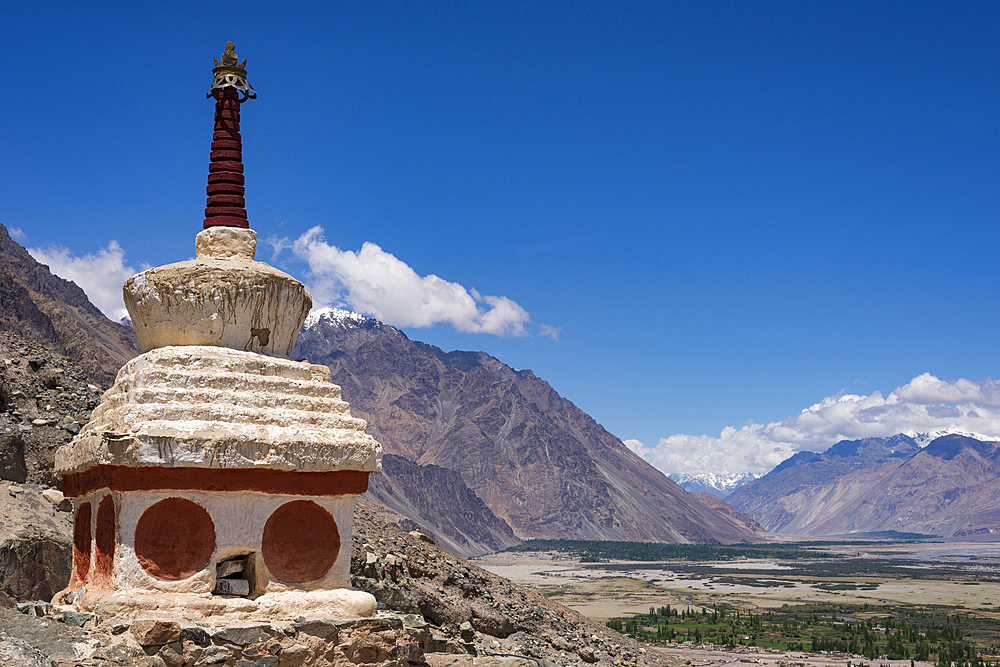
top-left (52, 42), bottom-right (382, 622)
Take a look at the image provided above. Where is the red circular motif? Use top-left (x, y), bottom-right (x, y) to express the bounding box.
top-left (93, 495), bottom-right (116, 586)
top-left (73, 502), bottom-right (92, 583)
top-left (262, 500), bottom-right (340, 583)
top-left (135, 498), bottom-right (215, 581)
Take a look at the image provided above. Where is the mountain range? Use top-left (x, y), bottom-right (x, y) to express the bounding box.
top-left (727, 433), bottom-right (1000, 537)
top-left (13, 222), bottom-right (999, 549)
top-left (0, 229), bottom-right (761, 556)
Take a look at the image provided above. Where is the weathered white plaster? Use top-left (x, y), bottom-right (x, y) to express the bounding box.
top-left (124, 256), bottom-right (310, 356)
top-left (56, 345), bottom-right (381, 475)
top-left (58, 222), bottom-right (382, 622)
top-left (195, 226), bottom-right (256, 259)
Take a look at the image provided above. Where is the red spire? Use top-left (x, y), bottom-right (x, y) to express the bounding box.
top-left (204, 88), bottom-right (248, 228)
top-left (203, 42), bottom-right (256, 230)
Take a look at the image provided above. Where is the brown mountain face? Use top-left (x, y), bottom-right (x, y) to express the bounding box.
top-left (688, 491), bottom-right (763, 533)
top-left (367, 454), bottom-right (520, 557)
top-left (728, 434), bottom-right (1000, 537)
top-left (295, 309), bottom-right (762, 547)
top-left (0, 224), bottom-right (139, 385)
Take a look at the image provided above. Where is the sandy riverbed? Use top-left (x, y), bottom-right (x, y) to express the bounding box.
top-left (648, 643), bottom-right (934, 667)
top-left (474, 541), bottom-right (1000, 620)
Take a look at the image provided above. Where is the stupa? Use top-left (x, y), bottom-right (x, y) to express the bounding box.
top-left (53, 42), bottom-right (382, 621)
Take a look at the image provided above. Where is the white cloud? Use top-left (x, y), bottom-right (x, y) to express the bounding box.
top-left (280, 226), bottom-right (545, 337)
top-left (893, 373), bottom-right (1000, 408)
top-left (8, 227), bottom-right (26, 242)
top-left (28, 241), bottom-right (145, 321)
top-left (623, 438), bottom-right (651, 457)
top-left (538, 324), bottom-right (562, 341)
top-left (631, 373), bottom-right (1000, 477)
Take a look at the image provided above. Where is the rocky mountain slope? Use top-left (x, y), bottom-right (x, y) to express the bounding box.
top-left (726, 435), bottom-right (921, 532)
top-left (687, 491), bottom-right (763, 533)
top-left (296, 307), bottom-right (761, 548)
top-left (352, 498), bottom-right (664, 665)
top-left (0, 331), bottom-right (104, 487)
top-left (0, 331), bottom-right (103, 604)
top-left (0, 223), bottom-right (139, 385)
top-left (727, 434), bottom-right (1000, 537)
top-left (669, 471), bottom-right (760, 498)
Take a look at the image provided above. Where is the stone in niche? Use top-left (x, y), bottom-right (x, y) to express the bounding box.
top-left (214, 554), bottom-right (253, 597)
top-left (214, 578), bottom-right (250, 597)
top-left (217, 557), bottom-right (245, 578)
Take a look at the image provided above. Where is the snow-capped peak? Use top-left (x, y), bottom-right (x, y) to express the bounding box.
top-left (668, 471), bottom-right (761, 497)
top-left (902, 428), bottom-right (998, 447)
top-left (303, 306), bottom-right (372, 330)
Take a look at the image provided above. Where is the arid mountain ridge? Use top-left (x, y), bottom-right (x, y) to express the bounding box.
top-left (295, 307), bottom-right (762, 552)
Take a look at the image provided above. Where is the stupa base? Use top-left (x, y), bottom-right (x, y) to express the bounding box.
top-left (60, 588), bottom-right (377, 623)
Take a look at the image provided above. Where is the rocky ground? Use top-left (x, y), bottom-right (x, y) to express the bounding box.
top-left (0, 331), bottom-right (104, 487)
top-left (351, 499), bottom-right (665, 666)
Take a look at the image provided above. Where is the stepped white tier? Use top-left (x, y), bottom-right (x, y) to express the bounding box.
top-left (56, 345), bottom-right (379, 473)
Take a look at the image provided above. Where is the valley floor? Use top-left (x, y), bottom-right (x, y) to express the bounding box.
top-left (475, 539), bottom-right (1000, 664)
top-left (476, 545), bottom-right (1000, 618)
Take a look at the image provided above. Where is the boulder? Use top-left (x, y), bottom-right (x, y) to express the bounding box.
top-left (0, 434), bottom-right (27, 484)
top-left (409, 530), bottom-right (436, 545)
top-left (130, 619), bottom-right (181, 646)
top-left (39, 490), bottom-right (70, 513)
top-left (0, 483), bottom-right (71, 601)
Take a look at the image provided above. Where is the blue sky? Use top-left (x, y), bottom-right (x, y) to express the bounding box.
top-left (3, 2), bottom-right (999, 475)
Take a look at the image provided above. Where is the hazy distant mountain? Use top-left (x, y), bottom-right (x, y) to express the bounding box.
top-left (0, 224), bottom-right (138, 384)
top-left (669, 471), bottom-right (760, 498)
top-left (725, 434), bottom-right (921, 531)
top-left (296, 307), bottom-right (762, 551)
top-left (727, 433), bottom-right (1000, 537)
